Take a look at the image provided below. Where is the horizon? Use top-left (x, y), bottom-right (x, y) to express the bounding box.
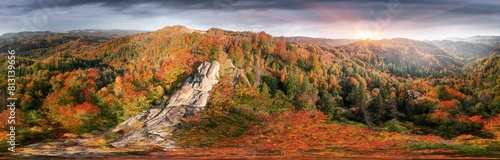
top-left (2, 25), bottom-right (499, 41)
top-left (1, 0), bottom-right (499, 40)
top-left (2, 1), bottom-right (500, 158)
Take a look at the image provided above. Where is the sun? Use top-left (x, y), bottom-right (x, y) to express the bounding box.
top-left (356, 30), bottom-right (370, 40)
top-left (355, 28), bottom-right (377, 40)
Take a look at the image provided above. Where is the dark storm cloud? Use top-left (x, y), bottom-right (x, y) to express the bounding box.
top-left (10, 0), bottom-right (497, 12)
top-left (0, 0), bottom-right (499, 39)
top-left (9, 0), bottom-right (497, 25)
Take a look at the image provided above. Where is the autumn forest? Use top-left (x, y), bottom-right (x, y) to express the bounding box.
top-left (1, 26), bottom-right (500, 158)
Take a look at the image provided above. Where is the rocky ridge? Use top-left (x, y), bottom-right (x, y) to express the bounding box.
top-left (110, 61), bottom-right (221, 149)
top-left (16, 61), bottom-right (221, 157)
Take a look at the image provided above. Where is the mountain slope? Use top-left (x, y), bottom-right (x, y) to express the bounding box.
top-left (339, 38), bottom-right (463, 77)
top-left (1, 26), bottom-right (500, 157)
top-left (427, 40), bottom-right (493, 59)
top-left (0, 30), bottom-right (144, 59)
top-left (445, 36), bottom-right (500, 47)
top-left (286, 36), bottom-right (358, 47)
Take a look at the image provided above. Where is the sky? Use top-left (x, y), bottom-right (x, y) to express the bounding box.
top-left (0, 0), bottom-right (499, 40)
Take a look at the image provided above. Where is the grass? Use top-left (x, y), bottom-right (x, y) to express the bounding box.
top-left (410, 142), bottom-right (500, 157)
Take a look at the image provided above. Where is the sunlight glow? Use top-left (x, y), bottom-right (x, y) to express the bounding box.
top-left (355, 28), bottom-right (375, 40)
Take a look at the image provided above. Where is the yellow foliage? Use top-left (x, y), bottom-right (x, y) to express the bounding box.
top-left (83, 139), bottom-right (107, 147)
top-left (62, 133), bottom-right (79, 139)
top-left (453, 134), bottom-right (474, 144)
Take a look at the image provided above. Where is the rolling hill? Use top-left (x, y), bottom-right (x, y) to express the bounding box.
top-left (339, 38), bottom-right (463, 77)
top-left (427, 40), bottom-right (493, 59)
top-left (0, 30), bottom-right (145, 59)
top-left (0, 26), bottom-right (499, 158)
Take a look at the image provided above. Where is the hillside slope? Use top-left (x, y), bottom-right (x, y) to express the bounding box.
top-left (427, 40), bottom-right (493, 59)
top-left (286, 36), bottom-right (358, 47)
top-left (0, 30), bottom-right (144, 59)
top-left (339, 38), bottom-right (463, 77)
top-left (0, 26), bottom-right (499, 158)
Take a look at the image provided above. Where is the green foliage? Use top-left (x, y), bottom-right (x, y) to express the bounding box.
top-left (175, 78), bottom-right (294, 146)
top-left (410, 142), bottom-right (500, 157)
top-left (386, 119), bottom-right (407, 133)
top-left (2, 26), bottom-right (500, 148)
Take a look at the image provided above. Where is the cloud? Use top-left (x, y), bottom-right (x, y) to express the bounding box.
top-left (0, 0), bottom-right (498, 39)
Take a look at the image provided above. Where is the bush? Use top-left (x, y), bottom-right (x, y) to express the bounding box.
top-left (386, 119), bottom-right (407, 133)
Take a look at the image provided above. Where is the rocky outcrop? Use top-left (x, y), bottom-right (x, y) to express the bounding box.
top-left (406, 90), bottom-right (422, 100)
top-left (110, 61), bottom-right (220, 149)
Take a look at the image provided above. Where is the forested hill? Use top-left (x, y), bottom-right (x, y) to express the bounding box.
top-left (427, 40), bottom-right (494, 59)
top-left (0, 26), bottom-right (499, 156)
top-left (0, 30), bottom-right (144, 59)
top-left (338, 38), bottom-right (463, 77)
top-left (286, 36), bottom-right (358, 47)
top-left (445, 36), bottom-right (500, 47)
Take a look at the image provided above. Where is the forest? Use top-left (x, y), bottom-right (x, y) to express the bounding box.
top-left (0, 26), bottom-right (499, 158)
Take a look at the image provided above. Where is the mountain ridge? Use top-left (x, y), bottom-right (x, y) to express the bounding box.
top-left (0, 25), bottom-right (498, 158)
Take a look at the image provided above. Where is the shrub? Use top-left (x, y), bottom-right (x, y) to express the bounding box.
top-left (386, 119), bottom-right (407, 133)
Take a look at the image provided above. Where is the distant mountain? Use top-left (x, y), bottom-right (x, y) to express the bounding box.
top-left (4, 25), bottom-right (500, 157)
top-left (444, 35), bottom-right (500, 47)
top-left (426, 40), bottom-right (493, 59)
top-left (0, 30), bottom-right (145, 59)
top-left (463, 47), bottom-right (500, 94)
top-left (65, 29), bottom-right (146, 34)
top-left (492, 46), bottom-right (500, 56)
top-left (339, 38), bottom-right (463, 77)
top-left (286, 36), bottom-right (358, 47)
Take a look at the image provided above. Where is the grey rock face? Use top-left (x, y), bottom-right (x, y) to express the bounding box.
top-left (406, 90), bottom-right (422, 100)
top-left (111, 61), bottom-right (220, 149)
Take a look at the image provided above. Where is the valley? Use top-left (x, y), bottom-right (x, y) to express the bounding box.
top-left (0, 26), bottom-right (499, 159)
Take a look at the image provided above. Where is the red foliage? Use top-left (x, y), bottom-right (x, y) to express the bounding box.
top-left (86, 79), bottom-right (96, 86)
top-left (53, 104), bottom-right (83, 132)
top-left (437, 99), bottom-right (460, 111)
top-left (73, 102), bottom-right (100, 115)
top-left (223, 110), bottom-right (422, 154)
top-left (431, 99), bottom-right (460, 122)
top-left (275, 37), bottom-right (286, 55)
top-left (346, 76), bottom-right (358, 84)
top-left (443, 86), bottom-right (467, 99)
top-left (0, 109), bottom-right (23, 128)
top-left (468, 115), bottom-right (484, 124)
top-left (484, 114), bottom-right (500, 135)
top-left (86, 69), bottom-right (100, 79)
top-left (243, 110), bottom-right (329, 152)
top-left (430, 111), bottom-right (450, 122)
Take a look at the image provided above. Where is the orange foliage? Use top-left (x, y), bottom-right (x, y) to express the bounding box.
top-left (155, 52), bottom-right (194, 89)
top-left (86, 69), bottom-right (99, 79)
top-left (86, 79), bottom-right (96, 86)
top-left (220, 110), bottom-right (441, 154)
top-left (437, 99), bottom-right (460, 111)
top-left (0, 110), bottom-right (11, 129)
top-left (47, 102), bottom-right (101, 133)
top-left (425, 88), bottom-right (438, 99)
top-left (430, 99), bottom-right (460, 122)
top-left (0, 109), bottom-right (23, 128)
top-left (346, 76), bottom-right (358, 84)
top-left (53, 104), bottom-right (84, 132)
top-left (430, 111), bottom-right (450, 122)
top-left (443, 86), bottom-right (467, 99)
top-left (468, 115), bottom-right (484, 124)
top-left (484, 114), bottom-right (500, 137)
top-left (457, 115), bottom-right (483, 125)
top-left (74, 102), bottom-right (100, 115)
top-left (240, 110), bottom-right (330, 152)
